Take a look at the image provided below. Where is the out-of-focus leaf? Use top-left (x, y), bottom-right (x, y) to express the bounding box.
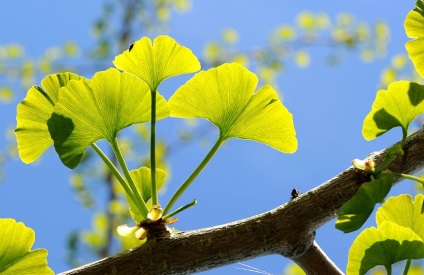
top-left (405, 9), bottom-right (424, 77)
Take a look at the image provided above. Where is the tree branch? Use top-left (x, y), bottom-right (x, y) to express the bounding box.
top-left (291, 241), bottom-right (343, 274)
top-left (59, 127), bottom-right (424, 275)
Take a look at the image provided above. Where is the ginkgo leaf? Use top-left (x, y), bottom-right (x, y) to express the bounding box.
top-left (126, 167), bottom-right (166, 223)
top-left (362, 81), bottom-right (424, 140)
top-left (336, 173), bottom-right (393, 233)
top-left (168, 63), bottom-right (297, 153)
top-left (376, 194), bottom-right (424, 239)
top-left (113, 35), bottom-right (201, 91)
top-left (0, 218), bottom-right (53, 275)
top-left (405, 8), bottom-right (424, 77)
top-left (15, 72), bottom-right (85, 163)
top-left (347, 221), bottom-right (424, 275)
top-left (47, 68), bottom-right (169, 169)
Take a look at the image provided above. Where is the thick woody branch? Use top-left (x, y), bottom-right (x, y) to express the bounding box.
top-left (60, 127), bottom-right (424, 275)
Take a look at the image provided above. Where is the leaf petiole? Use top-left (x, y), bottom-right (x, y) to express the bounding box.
top-left (110, 138), bottom-right (149, 217)
top-left (150, 90), bottom-right (158, 206)
top-left (383, 171), bottom-right (424, 186)
top-left (164, 136), bottom-right (225, 215)
top-left (374, 144), bottom-right (404, 174)
top-left (403, 259), bottom-right (411, 275)
top-left (386, 264), bottom-right (392, 275)
top-left (402, 129), bottom-right (407, 146)
top-left (163, 199), bottom-right (197, 220)
top-left (91, 143), bottom-right (148, 218)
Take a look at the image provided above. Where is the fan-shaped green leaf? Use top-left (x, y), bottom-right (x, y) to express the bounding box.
top-left (168, 63), bottom-right (297, 153)
top-left (336, 173), bottom-right (393, 233)
top-left (405, 9), bottom-right (424, 77)
top-left (362, 81), bottom-right (424, 140)
top-left (0, 218), bottom-right (53, 275)
top-left (376, 194), bottom-right (424, 239)
top-left (47, 68), bottom-right (169, 169)
top-left (113, 35), bottom-right (201, 91)
top-left (15, 72), bottom-right (85, 163)
top-left (126, 167), bottom-right (166, 223)
top-left (347, 221), bottom-right (424, 275)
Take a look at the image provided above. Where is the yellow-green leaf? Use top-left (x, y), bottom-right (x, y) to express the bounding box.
top-left (0, 219), bottom-right (53, 275)
top-left (113, 35), bottom-right (201, 91)
top-left (47, 68), bottom-right (169, 169)
top-left (376, 194), bottom-right (424, 240)
top-left (15, 72), bottom-right (85, 163)
top-left (126, 167), bottom-right (166, 223)
top-left (362, 81), bottom-right (424, 140)
top-left (405, 9), bottom-right (424, 77)
top-left (168, 63), bottom-right (297, 153)
top-left (347, 221), bottom-right (424, 275)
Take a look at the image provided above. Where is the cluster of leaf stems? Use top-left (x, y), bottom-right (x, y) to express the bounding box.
top-left (88, 87), bottom-right (223, 223)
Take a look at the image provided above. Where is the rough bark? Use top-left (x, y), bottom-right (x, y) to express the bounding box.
top-left (59, 127), bottom-right (424, 275)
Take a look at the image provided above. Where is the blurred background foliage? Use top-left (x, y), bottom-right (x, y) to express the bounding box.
top-left (1, 0), bottom-right (421, 272)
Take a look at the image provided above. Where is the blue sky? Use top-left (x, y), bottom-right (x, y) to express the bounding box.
top-left (0, 1), bottom-right (419, 274)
